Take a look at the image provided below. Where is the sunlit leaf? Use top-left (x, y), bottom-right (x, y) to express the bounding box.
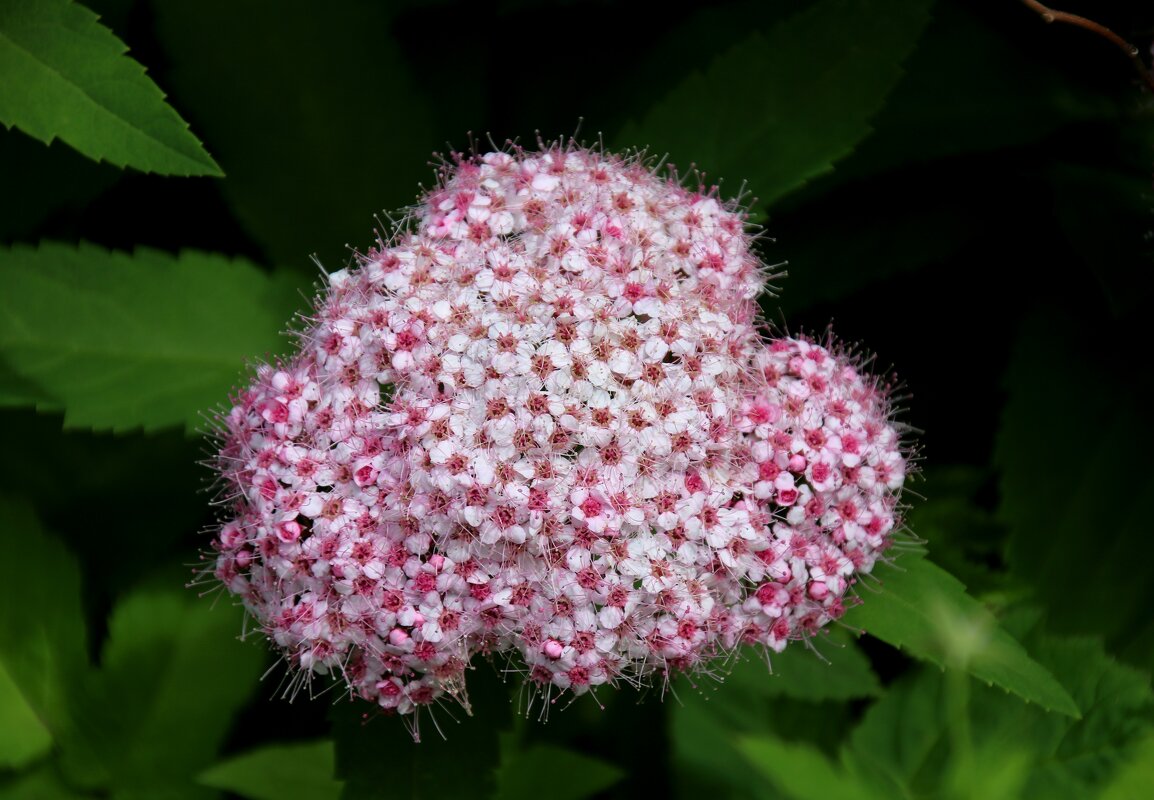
top-left (735, 734), bottom-right (887, 800)
top-left (668, 633), bottom-right (872, 800)
top-left (0, 0), bottom-right (220, 175)
top-left (844, 553), bottom-right (1079, 716)
top-left (0, 242), bottom-right (306, 433)
top-left (0, 495), bottom-right (104, 788)
top-left (844, 635), bottom-right (1154, 800)
top-left (73, 584), bottom-right (266, 798)
top-left (0, 659), bottom-right (53, 770)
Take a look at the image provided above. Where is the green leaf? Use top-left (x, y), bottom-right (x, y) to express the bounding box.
top-left (151, 0), bottom-right (444, 267)
top-left (72, 585), bottom-right (266, 799)
top-left (0, 658), bottom-right (53, 770)
top-left (495, 743), bottom-right (624, 800)
top-left (199, 740), bottom-right (343, 800)
top-left (617, 0), bottom-right (932, 208)
top-left (0, 494), bottom-right (106, 789)
top-left (997, 308), bottom-right (1154, 666)
top-left (845, 635), bottom-right (1154, 800)
top-left (843, 553), bottom-right (1080, 716)
top-left (0, 0), bottom-right (220, 175)
top-left (0, 762), bottom-right (88, 799)
top-left (725, 632), bottom-right (881, 703)
top-left (667, 634), bottom-right (871, 800)
top-left (735, 734), bottom-right (888, 800)
top-left (0, 496), bottom-right (87, 739)
top-left (1099, 731), bottom-right (1154, 800)
top-left (0, 242), bottom-right (306, 433)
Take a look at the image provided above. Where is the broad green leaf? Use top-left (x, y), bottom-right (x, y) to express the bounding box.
top-left (0, 762), bottom-right (88, 799)
top-left (997, 309), bottom-right (1154, 666)
top-left (151, 0), bottom-right (445, 267)
top-left (724, 632), bottom-right (881, 703)
top-left (0, 495), bottom-right (105, 788)
top-left (199, 740), bottom-right (343, 800)
top-left (0, 0), bottom-right (220, 175)
top-left (0, 242), bottom-right (306, 433)
top-left (1099, 731), bottom-right (1154, 800)
top-left (0, 496), bottom-right (87, 738)
top-left (844, 553), bottom-right (1080, 716)
top-left (332, 665), bottom-right (509, 800)
top-left (735, 734), bottom-right (887, 800)
top-left (890, 466), bottom-right (1007, 595)
top-left (668, 636), bottom-right (869, 800)
top-left (0, 659), bottom-right (52, 769)
top-left (670, 695), bottom-right (781, 800)
top-left (495, 743), bottom-right (623, 800)
top-left (617, 0), bottom-right (932, 208)
top-left (845, 635), bottom-right (1154, 800)
top-left (73, 585), bottom-right (266, 799)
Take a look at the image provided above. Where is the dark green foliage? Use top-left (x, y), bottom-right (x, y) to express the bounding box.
top-left (2, 0), bottom-right (1153, 797)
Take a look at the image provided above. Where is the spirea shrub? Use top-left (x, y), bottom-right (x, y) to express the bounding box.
top-left (210, 143), bottom-right (908, 726)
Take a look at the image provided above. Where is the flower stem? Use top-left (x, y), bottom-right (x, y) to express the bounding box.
top-left (1019, 0), bottom-right (1154, 94)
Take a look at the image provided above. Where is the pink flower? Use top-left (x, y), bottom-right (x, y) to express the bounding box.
top-left (209, 142), bottom-right (910, 733)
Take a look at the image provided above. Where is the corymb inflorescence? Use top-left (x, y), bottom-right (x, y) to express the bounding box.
top-left (209, 141), bottom-right (909, 734)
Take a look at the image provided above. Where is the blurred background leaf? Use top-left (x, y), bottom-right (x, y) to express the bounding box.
top-left (0, 660), bottom-right (53, 771)
top-left (997, 308), bottom-right (1154, 669)
top-left (198, 740), bottom-right (343, 800)
top-left (842, 632), bottom-right (1154, 800)
top-left (619, 0), bottom-right (933, 209)
top-left (494, 741), bottom-right (624, 800)
top-left (148, 0), bottom-right (450, 269)
top-left (67, 582), bottom-right (266, 799)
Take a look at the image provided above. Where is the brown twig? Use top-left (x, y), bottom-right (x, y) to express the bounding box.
top-left (1020, 0), bottom-right (1154, 94)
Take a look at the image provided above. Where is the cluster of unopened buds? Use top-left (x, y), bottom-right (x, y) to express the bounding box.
top-left (211, 141), bottom-right (908, 731)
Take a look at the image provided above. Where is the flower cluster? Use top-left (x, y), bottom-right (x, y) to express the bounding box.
top-left (211, 143), bottom-right (907, 724)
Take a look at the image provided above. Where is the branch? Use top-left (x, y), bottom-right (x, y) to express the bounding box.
top-left (1020, 0), bottom-right (1154, 94)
